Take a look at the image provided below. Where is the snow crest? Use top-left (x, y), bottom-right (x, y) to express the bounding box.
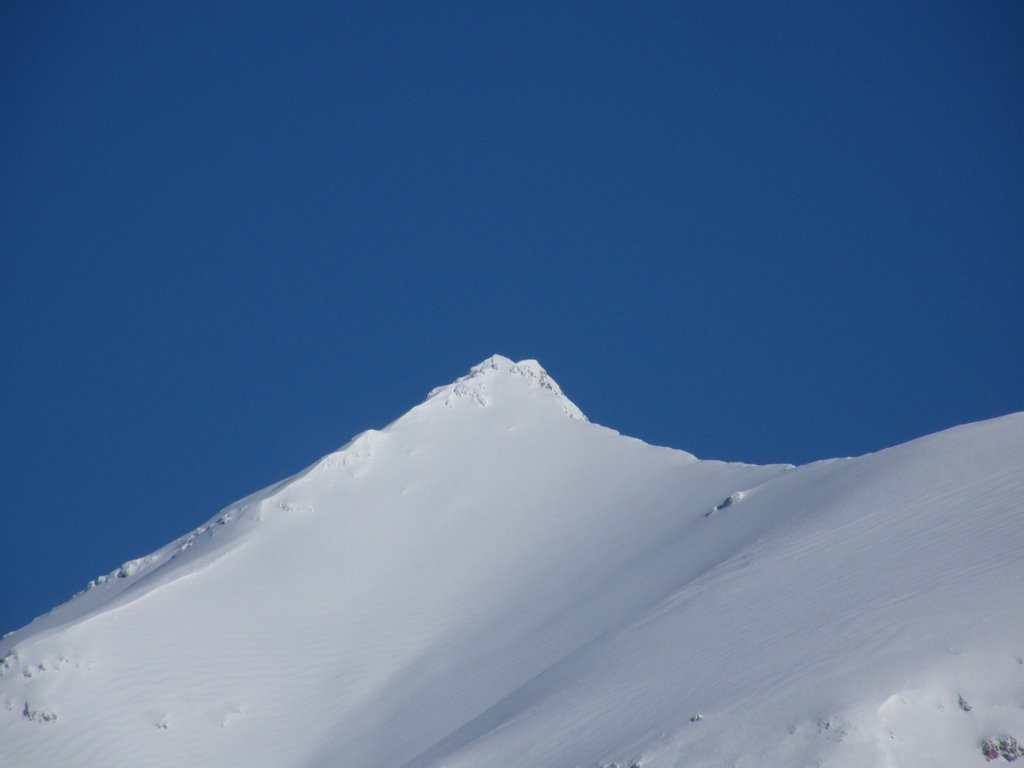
top-left (425, 355), bottom-right (588, 421)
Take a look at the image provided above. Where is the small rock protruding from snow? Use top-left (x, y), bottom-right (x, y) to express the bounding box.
top-left (817, 716), bottom-right (850, 741)
top-left (706, 491), bottom-right (745, 517)
top-left (980, 736), bottom-right (1024, 762)
top-left (21, 701), bottom-right (57, 723)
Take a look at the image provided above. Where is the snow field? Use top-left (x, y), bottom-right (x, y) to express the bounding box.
top-left (2, 356), bottom-right (1022, 767)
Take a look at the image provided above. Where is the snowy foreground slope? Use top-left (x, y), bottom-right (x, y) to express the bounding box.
top-left (2, 357), bottom-right (1023, 768)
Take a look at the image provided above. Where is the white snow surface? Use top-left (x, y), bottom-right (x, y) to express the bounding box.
top-left (2, 355), bottom-right (1023, 768)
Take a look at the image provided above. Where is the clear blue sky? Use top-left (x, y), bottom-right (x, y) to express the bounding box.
top-left (2, 1), bottom-right (1021, 635)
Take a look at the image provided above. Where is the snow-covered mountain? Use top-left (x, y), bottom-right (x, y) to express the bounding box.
top-left (2, 355), bottom-right (1023, 768)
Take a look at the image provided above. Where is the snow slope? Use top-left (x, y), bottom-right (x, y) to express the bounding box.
top-left (2, 355), bottom-right (1022, 768)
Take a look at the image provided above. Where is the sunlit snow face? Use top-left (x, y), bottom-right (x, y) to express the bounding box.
top-left (2, 357), bottom-right (1022, 768)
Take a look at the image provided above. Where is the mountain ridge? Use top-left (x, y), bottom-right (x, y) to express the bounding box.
top-left (2, 358), bottom-right (1022, 768)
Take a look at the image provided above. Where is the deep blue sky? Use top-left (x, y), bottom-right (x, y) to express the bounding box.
top-left (2, 1), bottom-right (1021, 635)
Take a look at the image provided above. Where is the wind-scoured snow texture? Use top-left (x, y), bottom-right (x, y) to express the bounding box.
top-left (1, 355), bottom-right (1022, 768)
top-left (425, 354), bottom-right (588, 421)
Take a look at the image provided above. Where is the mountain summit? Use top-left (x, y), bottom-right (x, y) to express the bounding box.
top-left (422, 355), bottom-right (588, 422)
top-left (2, 358), bottom-right (1023, 768)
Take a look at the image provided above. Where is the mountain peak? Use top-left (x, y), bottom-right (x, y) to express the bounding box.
top-left (423, 355), bottom-right (588, 421)
top-left (1, 357), bottom-right (1022, 768)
